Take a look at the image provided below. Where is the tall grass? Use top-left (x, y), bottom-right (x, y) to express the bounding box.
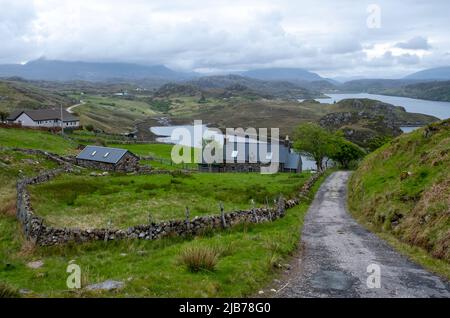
top-left (180, 246), bottom-right (220, 272)
top-left (0, 283), bottom-right (20, 298)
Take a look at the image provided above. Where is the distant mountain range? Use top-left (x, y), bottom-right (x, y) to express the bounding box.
top-left (182, 74), bottom-right (321, 99)
top-left (1, 59), bottom-right (450, 102)
top-left (240, 67), bottom-right (324, 82)
top-left (404, 66), bottom-right (450, 80)
top-left (0, 60), bottom-right (333, 84)
top-left (0, 59), bottom-right (192, 81)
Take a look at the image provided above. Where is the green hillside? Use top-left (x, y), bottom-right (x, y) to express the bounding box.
top-left (0, 80), bottom-right (74, 115)
top-left (381, 80), bottom-right (450, 102)
top-left (0, 128), bottom-right (77, 155)
top-left (348, 119), bottom-right (450, 277)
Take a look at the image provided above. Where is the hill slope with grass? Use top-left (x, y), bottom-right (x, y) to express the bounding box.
top-left (0, 79), bottom-right (74, 115)
top-left (348, 119), bottom-right (450, 274)
top-left (380, 80), bottom-right (450, 102)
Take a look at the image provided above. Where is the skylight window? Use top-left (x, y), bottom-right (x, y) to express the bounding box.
top-left (91, 151), bottom-right (97, 156)
top-left (231, 150), bottom-right (238, 158)
top-left (104, 152), bottom-right (110, 158)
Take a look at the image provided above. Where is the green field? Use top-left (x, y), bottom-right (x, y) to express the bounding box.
top-left (0, 180), bottom-right (323, 297)
top-left (0, 126), bottom-right (328, 297)
top-left (348, 119), bottom-right (450, 278)
top-left (29, 172), bottom-right (310, 229)
top-left (108, 143), bottom-right (197, 170)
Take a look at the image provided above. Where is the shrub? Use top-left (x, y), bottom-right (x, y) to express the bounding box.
top-left (180, 246), bottom-right (219, 272)
top-left (0, 283), bottom-right (20, 298)
top-left (84, 124), bottom-right (94, 132)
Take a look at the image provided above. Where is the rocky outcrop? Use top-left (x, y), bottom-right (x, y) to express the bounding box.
top-left (154, 83), bottom-right (202, 97)
top-left (319, 110), bottom-right (403, 148)
top-left (334, 99), bottom-right (438, 126)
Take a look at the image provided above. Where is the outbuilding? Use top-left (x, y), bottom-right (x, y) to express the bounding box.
top-left (76, 146), bottom-right (139, 172)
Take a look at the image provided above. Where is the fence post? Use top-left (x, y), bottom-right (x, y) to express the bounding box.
top-left (147, 212), bottom-right (154, 239)
top-left (185, 206), bottom-right (190, 231)
top-left (219, 202), bottom-right (227, 228)
top-left (104, 219), bottom-right (112, 242)
top-left (277, 194), bottom-right (285, 217)
top-left (266, 197), bottom-right (272, 221)
top-left (251, 199), bottom-right (258, 223)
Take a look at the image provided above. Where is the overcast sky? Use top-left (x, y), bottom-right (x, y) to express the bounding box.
top-left (1, 0), bottom-right (450, 78)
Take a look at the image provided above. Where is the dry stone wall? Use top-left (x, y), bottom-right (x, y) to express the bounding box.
top-left (15, 161), bottom-right (322, 246)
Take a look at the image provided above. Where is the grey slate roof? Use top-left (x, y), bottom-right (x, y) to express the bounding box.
top-left (7, 109), bottom-right (79, 122)
top-left (76, 146), bottom-right (133, 164)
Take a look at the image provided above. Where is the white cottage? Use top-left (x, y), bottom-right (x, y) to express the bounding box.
top-left (7, 109), bottom-right (80, 128)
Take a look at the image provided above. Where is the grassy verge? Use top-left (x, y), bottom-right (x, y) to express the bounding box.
top-left (349, 210), bottom-right (450, 280)
top-left (0, 171), bottom-right (328, 297)
top-left (348, 120), bottom-right (450, 279)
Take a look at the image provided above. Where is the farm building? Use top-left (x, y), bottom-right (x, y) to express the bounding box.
top-left (198, 136), bottom-right (302, 173)
top-left (76, 146), bottom-right (139, 172)
top-left (7, 109), bottom-right (80, 128)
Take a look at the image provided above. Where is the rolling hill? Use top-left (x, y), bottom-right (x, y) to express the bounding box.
top-left (0, 79), bottom-right (75, 115)
top-left (184, 74), bottom-right (321, 99)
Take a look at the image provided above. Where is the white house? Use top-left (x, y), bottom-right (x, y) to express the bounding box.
top-left (7, 109), bottom-right (80, 128)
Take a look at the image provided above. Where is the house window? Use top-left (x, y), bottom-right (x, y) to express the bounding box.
top-left (104, 152), bottom-right (110, 158)
top-left (91, 151), bottom-right (97, 156)
top-left (231, 150), bottom-right (238, 158)
top-left (266, 152), bottom-right (273, 160)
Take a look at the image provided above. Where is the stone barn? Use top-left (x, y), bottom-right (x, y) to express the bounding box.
top-left (76, 146), bottom-right (139, 172)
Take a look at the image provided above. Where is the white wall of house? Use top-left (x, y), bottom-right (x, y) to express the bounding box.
top-left (12, 113), bottom-right (39, 127)
top-left (11, 113), bottom-right (80, 128)
top-left (58, 120), bottom-right (80, 128)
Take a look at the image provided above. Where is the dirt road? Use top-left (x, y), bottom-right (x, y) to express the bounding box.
top-left (277, 171), bottom-right (450, 298)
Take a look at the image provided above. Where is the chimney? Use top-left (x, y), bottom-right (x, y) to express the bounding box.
top-left (284, 135), bottom-right (290, 147)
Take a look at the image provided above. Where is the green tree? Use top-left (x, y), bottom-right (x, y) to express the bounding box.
top-left (329, 136), bottom-right (366, 169)
top-left (0, 110), bottom-right (10, 122)
top-left (292, 123), bottom-right (334, 171)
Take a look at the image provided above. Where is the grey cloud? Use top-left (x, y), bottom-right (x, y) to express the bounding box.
top-left (0, 0), bottom-right (449, 77)
top-left (395, 36), bottom-right (431, 50)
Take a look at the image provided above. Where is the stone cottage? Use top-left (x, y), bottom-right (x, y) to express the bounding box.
top-left (198, 135), bottom-right (302, 173)
top-left (76, 146), bottom-right (139, 172)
